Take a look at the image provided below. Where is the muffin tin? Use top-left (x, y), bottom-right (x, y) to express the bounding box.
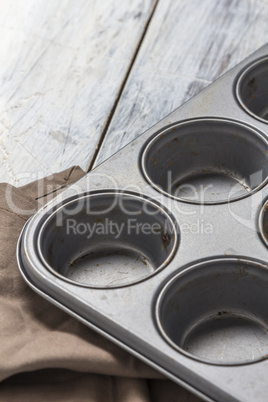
top-left (17, 44), bottom-right (268, 401)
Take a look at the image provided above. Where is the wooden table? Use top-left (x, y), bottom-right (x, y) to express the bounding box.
top-left (0, 0), bottom-right (268, 186)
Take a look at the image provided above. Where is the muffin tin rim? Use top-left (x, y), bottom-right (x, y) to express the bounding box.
top-left (258, 197), bottom-right (268, 248)
top-left (140, 116), bottom-right (268, 205)
top-left (155, 256), bottom-right (268, 367)
top-left (36, 190), bottom-right (180, 289)
top-left (235, 55), bottom-right (268, 124)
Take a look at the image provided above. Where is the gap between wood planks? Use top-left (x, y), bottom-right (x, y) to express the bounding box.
top-left (87, 0), bottom-right (159, 172)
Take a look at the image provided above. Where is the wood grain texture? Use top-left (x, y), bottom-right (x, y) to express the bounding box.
top-left (0, 0), bottom-right (156, 185)
top-left (95, 0), bottom-right (268, 166)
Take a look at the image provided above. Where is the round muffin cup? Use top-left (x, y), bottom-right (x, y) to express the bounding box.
top-left (236, 57), bottom-right (268, 123)
top-left (259, 199), bottom-right (268, 248)
top-left (37, 191), bottom-right (178, 288)
top-left (156, 258), bottom-right (268, 365)
top-left (141, 118), bottom-right (268, 204)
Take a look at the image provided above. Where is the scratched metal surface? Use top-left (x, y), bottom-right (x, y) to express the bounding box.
top-left (18, 45), bottom-right (268, 401)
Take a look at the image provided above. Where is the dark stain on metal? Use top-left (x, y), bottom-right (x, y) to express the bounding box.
top-left (162, 232), bottom-right (171, 248)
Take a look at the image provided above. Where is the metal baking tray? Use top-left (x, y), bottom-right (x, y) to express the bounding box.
top-left (17, 44), bottom-right (268, 401)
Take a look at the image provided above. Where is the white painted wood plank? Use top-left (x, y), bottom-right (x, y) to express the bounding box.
top-left (0, 0), bottom-right (156, 185)
top-left (96, 0), bottom-right (268, 165)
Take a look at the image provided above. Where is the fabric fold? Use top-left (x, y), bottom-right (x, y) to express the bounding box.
top-left (0, 166), bottom-right (199, 401)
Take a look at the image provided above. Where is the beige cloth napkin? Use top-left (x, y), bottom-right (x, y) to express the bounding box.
top-left (0, 166), bottom-right (200, 401)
